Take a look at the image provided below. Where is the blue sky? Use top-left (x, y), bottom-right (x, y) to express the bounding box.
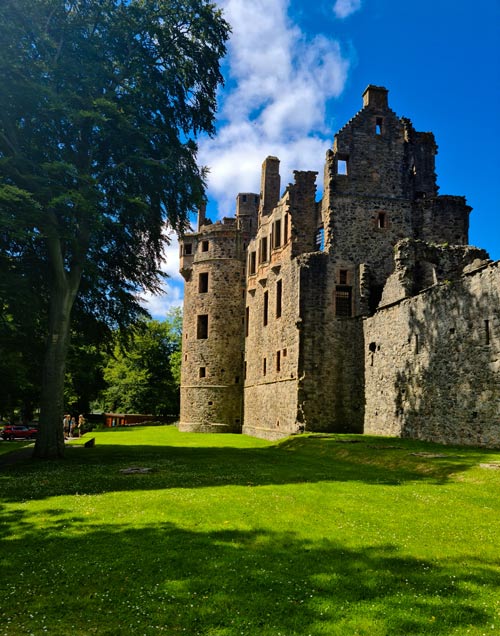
top-left (144, 0), bottom-right (499, 317)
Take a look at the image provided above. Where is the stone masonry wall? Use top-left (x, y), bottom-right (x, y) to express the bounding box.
top-left (180, 222), bottom-right (245, 432)
top-left (364, 261), bottom-right (500, 447)
top-left (298, 252), bottom-right (365, 432)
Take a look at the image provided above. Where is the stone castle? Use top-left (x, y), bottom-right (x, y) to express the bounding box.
top-left (179, 85), bottom-right (499, 447)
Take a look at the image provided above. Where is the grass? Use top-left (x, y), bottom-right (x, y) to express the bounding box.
top-left (1, 426), bottom-right (499, 636)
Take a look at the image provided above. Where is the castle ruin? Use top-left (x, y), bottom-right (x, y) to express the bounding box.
top-left (179, 85), bottom-right (500, 447)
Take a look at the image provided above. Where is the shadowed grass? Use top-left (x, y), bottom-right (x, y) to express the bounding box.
top-left (1, 426), bottom-right (499, 635)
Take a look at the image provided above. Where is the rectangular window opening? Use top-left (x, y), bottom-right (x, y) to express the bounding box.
top-left (260, 236), bottom-right (268, 263)
top-left (276, 350), bottom-right (281, 372)
top-left (315, 226), bottom-right (325, 251)
top-left (263, 358), bottom-right (267, 376)
top-left (183, 243), bottom-right (193, 255)
top-left (284, 214), bottom-right (289, 243)
top-left (337, 155), bottom-right (349, 175)
top-left (339, 269), bottom-right (348, 285)
top-left (377, 212), bottom-right (386, 229)
top-left (245, 306), bottom-right (249, 337)
top-left (197, 314), bottom-right (209, 339)
top-left (263, 291), bottom-right (269, 326)
top-left (199, 367), bottom-right (206, 378)
top-left (198, 272), bottom-right (209, 293)
top-left (273, 219), bottom-right (282, 249)
top-left (201, 240), bottom-right (209, 252)
top-left (335, 285), bottom-right (352, 317)
top-left (276, 280), bottom-right (282, 318)
top-left (376, 117), bottom-right (383, 135)
top-left (249, 251), bottom-right (257, 275)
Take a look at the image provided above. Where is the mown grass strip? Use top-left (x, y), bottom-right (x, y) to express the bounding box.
top-left (1, 426), bottom-right (499, 636)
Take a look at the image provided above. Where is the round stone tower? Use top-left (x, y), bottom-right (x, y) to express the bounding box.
top-left (179, 216), bottom-right (247, 432)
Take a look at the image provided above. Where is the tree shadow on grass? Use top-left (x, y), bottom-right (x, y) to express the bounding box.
top-left (1, 520), bottom-right (496, 636)
top-left (0, 434), bottom-right (497, 503)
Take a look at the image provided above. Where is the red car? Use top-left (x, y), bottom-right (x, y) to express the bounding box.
top-left (1, 425), bottom-right (38, 440)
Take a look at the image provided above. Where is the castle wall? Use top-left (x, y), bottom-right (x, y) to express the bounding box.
top-left (298, 253), bottom-right (365, 432)
top-left (242, 249), bottom-right (302, 439)
top-left (364, 262), bottom-right (500, 447)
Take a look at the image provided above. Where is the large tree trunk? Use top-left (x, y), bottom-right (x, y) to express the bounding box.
top-left (33, 283), bottom-right (77, 459)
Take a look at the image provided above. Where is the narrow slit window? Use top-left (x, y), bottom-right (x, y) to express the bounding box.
top-left (197, 314), bottom-right (209, 339)
top-left (339, 269), bottom-right (348, 285)
top-left (485, 320), bottom-right (490, 345)
top-left (263, 358), bottom-right (267, 376)
top-left (263, 291), bottom-right (269, 326)
top-left (201, 240), bottom-right (209, 252)
top-left (276, 350), bottom-right (281, 372)
top-left (198, 272), bottom-right (209, 293)
top-left (377, 212), bottom-right (386, 229)
top-left (284, 214), bottom-right (289, 243)
top-left (276, 280), bottom-right (282, 318)
top-left (376, 117), bottom-right (383, 135)
top-left (245, 306), bottom-right (249, 337)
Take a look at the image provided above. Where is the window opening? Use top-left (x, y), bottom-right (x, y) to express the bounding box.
top-left (335, 285), bottom-right (352, 317)
top-left (263, 291), bottom-right (269, 326)
top-left (249, 251), bottom-right (257, 275)
top-left (273, 219), bottom-right (282, 249)
top-left (242, 194), bottom-right (247, 202)
top-left (485, 320), bottom-right (490, 345)
top-left (315, 226), bottom-right (324, 251)
top-left (337, 155), bottom-right (348, 175)
top-left (199, 367), bottom-right (206, 378)
top-left (263, 358), bottom-right (267, 376)
top-left (183, 243), bottom-right (193, 255)
top-left (376, 117), bottom-right (383, 135)
top-left (244, 361), bottom-right (247, 379)
top-left (198, 272), bottom-right (209, 293)
top-left (245, 307), bottom-right (249, 337)
top-left (339, 269), bottom-right (348, 285)
top-left (201, 240), bottom-right (209, 252)
top-left (284, 214), bottom-right (289, 243)
top-left (276, 350), bottom-right (281, 372)
top-left (197, 314), bottom-right (209, 339)
top-left (260, 236), bottom-right (268, 263)
top-left (377, 212), bottom-right (386, 229)
top-left (276, 280), bottom-right (282, 318)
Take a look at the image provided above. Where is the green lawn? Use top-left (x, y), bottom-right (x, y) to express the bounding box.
top-left (1, 426), bottom-right (499, 636)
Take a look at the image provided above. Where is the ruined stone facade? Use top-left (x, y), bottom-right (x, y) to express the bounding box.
top-left (179, 86), bottom-right (500, 447)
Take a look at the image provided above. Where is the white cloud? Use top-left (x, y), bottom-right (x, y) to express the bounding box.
top-left (199, 0), bottom-right (350, 217)
top-left (333, 0), bottom-right (362, 19)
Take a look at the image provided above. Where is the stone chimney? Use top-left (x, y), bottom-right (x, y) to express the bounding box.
top-left (362, 85), bottom-right (389, 109)
top-left (197, 201), bottom-right (207, 230)
top-left (259, 156), bottom-right (281, 217)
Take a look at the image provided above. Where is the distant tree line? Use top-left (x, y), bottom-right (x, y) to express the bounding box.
top-left (0, 308), bottom-right (183, 422)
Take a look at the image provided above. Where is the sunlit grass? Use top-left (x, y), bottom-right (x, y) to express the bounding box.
top-left (1, 426), bottom-right (499, 635)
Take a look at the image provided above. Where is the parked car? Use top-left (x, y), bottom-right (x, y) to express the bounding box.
top-left (1, 425), bottom-right (38, 440)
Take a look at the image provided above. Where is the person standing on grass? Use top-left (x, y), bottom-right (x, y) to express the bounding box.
top-left (77, 414), bottom-right (85, 436)
top-left (63, 414), bottom-right (70, 439)
top-left (69, 416), bottom-right (76, 437)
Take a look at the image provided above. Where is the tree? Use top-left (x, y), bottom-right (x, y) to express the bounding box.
top-left (0, 1), bottom-right (229, 457)
top-left (100, 309), bottom-right (182, 417)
